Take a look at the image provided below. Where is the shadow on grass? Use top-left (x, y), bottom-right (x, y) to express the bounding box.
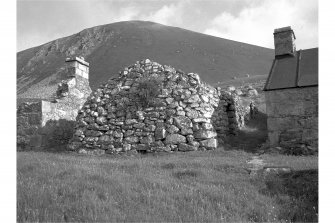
top-left (17, 118), bottom-right (76, 152)
top-left (173, 170), bottom-right (202, 180)
top-left (255, 169), bottom-right (318, 222)
top-left (160, 163), bottom-right (176, 170)
top-left (225, 111), bottom-right (268, 153)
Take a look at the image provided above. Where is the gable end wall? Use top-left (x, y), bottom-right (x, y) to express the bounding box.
top-left (265, 86), bottom-right (318, 148)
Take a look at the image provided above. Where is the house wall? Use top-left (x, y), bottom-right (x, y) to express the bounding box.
top-left (17, 101), bottom-right (77, 150)
top-left (17, 85), bottom-right (91, 150)
top-left (265, 86), bottom-right (318, 148)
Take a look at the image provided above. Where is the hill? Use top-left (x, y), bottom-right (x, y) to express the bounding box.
top-left (17, 20), bottom-right (273, 100)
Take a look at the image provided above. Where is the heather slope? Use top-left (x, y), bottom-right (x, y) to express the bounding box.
top-left (17, 21), bottom-right (273, 99)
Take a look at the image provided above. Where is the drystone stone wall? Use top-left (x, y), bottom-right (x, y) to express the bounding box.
top-left (265, 86), bottom-right (318, 149)
top-left (17, 101), bottom-right (43, 149)
top-left (212, 91), bottom-right (248, 144)
top-left (69, 59), bottom-right (221, 154)
top-left (17, 68), bottom-right (91, 150)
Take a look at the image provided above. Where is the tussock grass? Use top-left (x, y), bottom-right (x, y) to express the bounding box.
top-left (17, 149), bottom-right (318, 222)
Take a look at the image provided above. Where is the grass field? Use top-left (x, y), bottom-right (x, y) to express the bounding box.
top-left (17, 149), bottom-right (318, 222)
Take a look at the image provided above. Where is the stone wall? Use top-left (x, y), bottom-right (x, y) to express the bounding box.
top-left (69, 59), bottom-right (221, 154)
top-left (212, 91), bottom-right (248, 144)
top-left (17, 101), bottom-right (77, 150)
top-left (265, 86), bottom-right (318, 149)
top-left (17, 57), bottom-right (246, 153)
top-left (17, 102), bottom-right (43, 149)
top-left (42, 75), bottom-right (91, 125)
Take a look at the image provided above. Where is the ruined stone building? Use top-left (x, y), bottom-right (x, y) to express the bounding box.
top-left (17, 56), bottom-right (246, 153)
top-left (69, 59), bottom-right (245, 154)
top-left (264, 26), bottom-right (318, 149)
top-left (17, 57), bottom-right (92, 149)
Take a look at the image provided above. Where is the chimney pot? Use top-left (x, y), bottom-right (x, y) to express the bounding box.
top-left (273, 26), bottom-right (296, 57)
top-left (65, 56), bottom-right (89, 80)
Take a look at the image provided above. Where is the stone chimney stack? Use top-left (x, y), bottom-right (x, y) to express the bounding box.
top-left (273, 26), bottom-right (296, 57)
top-left (65, 56), bottom-right (89, 80)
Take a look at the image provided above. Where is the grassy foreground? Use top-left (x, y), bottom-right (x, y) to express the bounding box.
top-left (17, 149), bottom-right (318, 222)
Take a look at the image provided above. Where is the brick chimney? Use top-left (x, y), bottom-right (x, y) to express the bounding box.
top-left (65, 56), bottom-right (89, 80)
top-left (273, 26), bottom-right (296, 57)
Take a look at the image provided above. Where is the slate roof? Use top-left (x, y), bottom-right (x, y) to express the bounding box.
top-left (264, 48), bottom-right (318, 91)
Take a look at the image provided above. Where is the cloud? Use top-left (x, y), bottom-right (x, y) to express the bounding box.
top-left (17, 0), bottom-right (318, 51)
top-left (204, 0), bottom-right (318, 49)
top-left (83, 2), bottom-right (140, 26)
top-left (17, 1), bottom-right (142, 51)
top-left (86, 0), bottom-right (188, 27)
top-left (83, 1), bottom-right (187, 29)
top-left (139, 1), bottom-right (186, 26)
top-left (118, 7), bottom-right (140, 21)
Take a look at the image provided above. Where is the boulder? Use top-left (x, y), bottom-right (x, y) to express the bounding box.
top-left (124, 136), bottom-right (139, 144)
top-left (165, 134), bottom-right (186, 144)
top-left (186, 110), bottom-right (198, 119)
top-left (174, 116), bottom-right (192, 131)
top-left (194, 130), bottom-right (217, 139)
top-left (227, 86), bottom-right (235, 91)
top-left (167, 125), bottom-right (179, 134)
top-left (96, 116), bottom-right (107, 125)
top-left (155, 127), bottom-right (167, 140)
top-left (74, 129), bottom-right (84, 136)
top-left (193, 118), bottom-right (210, 123)
top-left (200, 138), bottom-right (217, 149)
top-left (234, 89), bottom-right (243, 96)
top-left (186, 95), bottom-right (201, 103)
top-left (181, 128), bottom-right (193, 135)
top-left (98, 135), bottom-right (111, 144)
top-left (136, 144), bottom-right (149, 151)
top-left (122, 143), bottom-right (132, 151)
top-left (86, 130), bottom-right (103, 137)
top-left (140, 135), bottom-right (155, 145)
top-left (247, 89), bottom-right (258, 96)
top-left (178, 143), bottom-right (197, 152)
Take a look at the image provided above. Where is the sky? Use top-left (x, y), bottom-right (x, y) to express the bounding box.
top-left (17, 0), bottom-right (318, 52)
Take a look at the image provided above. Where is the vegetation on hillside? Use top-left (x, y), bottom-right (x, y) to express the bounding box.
top-left (17, 21), bottom-right (273, 100)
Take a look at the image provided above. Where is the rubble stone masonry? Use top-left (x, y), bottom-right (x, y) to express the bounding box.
top-left (68, 59), bottom-right (232, 154)
top-left (265, 86), bottom-right (318, 149)
top-left (17, 57), bottom-right (91, 150)
top-left (17, 57), bottom-right (245, 153)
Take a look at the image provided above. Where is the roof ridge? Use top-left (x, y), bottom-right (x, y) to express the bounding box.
top-left (264, 48), bottom-right (318, 91)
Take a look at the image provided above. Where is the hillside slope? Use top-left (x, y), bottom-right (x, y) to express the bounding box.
top-left (17, 20), bottom-right (273, 100)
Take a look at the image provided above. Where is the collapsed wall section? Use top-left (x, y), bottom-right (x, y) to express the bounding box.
top-left (212, 91), bottom-right (249, 144)
top-left (69, 59), bottom-right (221, 154)
top-left (17, 57), bottom-right (92, 150)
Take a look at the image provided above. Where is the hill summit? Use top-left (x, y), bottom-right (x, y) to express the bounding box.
top-left (17, 20), bottom-right (273, 100)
